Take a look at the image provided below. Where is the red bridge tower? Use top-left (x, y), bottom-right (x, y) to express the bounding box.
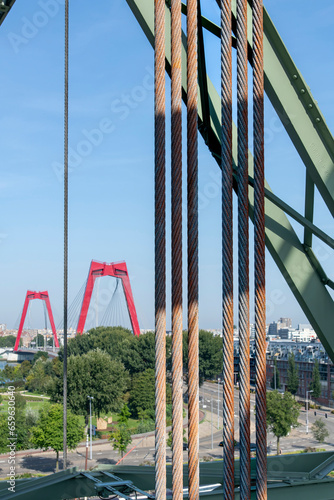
top-left (14, 291), bottom-right (60, 352)
top-left (77, 260), bottom-right (140, 336)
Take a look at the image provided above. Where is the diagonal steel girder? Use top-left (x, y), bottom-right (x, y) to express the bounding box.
top-left (125, 0), bottom-right (334, 362)
top-left (0, 0), bottom-right (16, 26)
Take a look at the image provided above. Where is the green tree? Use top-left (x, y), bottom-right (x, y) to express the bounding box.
top-left (32, 351), bottom-right (49, 364)
top-left (310, 360), bottom-right (321, 399)
top-left (286, 353), bottom-right (299, 396)
top-left (109, 404), bottom-right (132, 458)
top-left (0, 336), bottom-right (16, 348)
top-left (183, 330), bottom-right (223, 384)
top-left (14, 393), bottom-right (27, 411)
top-left (50, 349), bottom-right (129, 417)
top-left (118, 403), bottom-right (131, 424)
top-left (311, 419), bottom-right (329, 443)
top-left (167, 428), bottom-right (187, 449)
top-left (20, 360), bottom-right (32, 378)
top-left (2, 364), bottom-right (15, 382)
top-left (0, 403), bottom-right (37, 452)
top-left (266, 390), bottom-right (300, 455)
top-left (30, 403), bottom-right (84, 471)
top-left (129, 368), bottom-right (155, 419)
top-left (270, 358), bottom-right (281, 390)
top-left (59, 326), bottom-right (133, 360)
top-left (26, 359), bottom-right (51, 393)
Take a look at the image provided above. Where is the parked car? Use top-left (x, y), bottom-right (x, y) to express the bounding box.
top-left (218, 440), bottom-right (256, 451)
top-left (218, 439), bottom-right (238, 447)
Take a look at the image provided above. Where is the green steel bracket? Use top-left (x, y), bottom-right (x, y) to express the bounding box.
top-left (303, 246), bottom-right (334, 290)
top-left (80, 470), bottom-right (155, 500)
top-left (125, 0), bottom-right (334, 362)
top-left (0, 0), bottom-right (16, 26)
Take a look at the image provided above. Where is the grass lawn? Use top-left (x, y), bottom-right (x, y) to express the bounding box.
top-left (77, 412), bottom-right (152, 437)
top-left (0, 399), bottom-right (46, 414)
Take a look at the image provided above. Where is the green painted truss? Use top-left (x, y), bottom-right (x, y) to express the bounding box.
top-left (126, 0), bottom-right (334, 362)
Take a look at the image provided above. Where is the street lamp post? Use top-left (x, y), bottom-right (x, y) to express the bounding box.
top-left (217, 378), bottom-right (221, 429)
top-left (306, 390), bottom-right (313, 434)
top-left (87, 396), bottom-right (94, 459)
top-left (211, 399), bottom-right (213, 449)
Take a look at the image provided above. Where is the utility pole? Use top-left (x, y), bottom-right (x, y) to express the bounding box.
top-left (85, 434), bottom-right (89, 470)
top-left (274, 362), bottom-right (276, 390)
top-left (211, 399), bottom-right (213, 449)
top-left (217, 378), bottom-right (220, 429)
top-left (87, 396), bottom-right (94, 459)
top-left (306, 390), bottom-right (313, 434)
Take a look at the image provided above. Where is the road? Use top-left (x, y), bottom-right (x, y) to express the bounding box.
top-left (199, 381), bottom-right (334, 453)
top-left (0, 382), bottom-right (333, 477)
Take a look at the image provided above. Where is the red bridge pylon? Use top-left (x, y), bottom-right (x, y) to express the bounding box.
top-left (77, 260), bottom-right (140, 336)
top-left (14, 291), bottom-right (60, 352)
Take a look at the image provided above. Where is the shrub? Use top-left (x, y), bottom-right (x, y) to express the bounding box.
top-left (137, 419), bottom-right (155, 434)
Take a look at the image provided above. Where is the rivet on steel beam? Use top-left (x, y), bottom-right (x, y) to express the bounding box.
top-left (300, 88), bottom-right (305, 94)
top-left (293, 74), bottom-right (298, 79)
top-left (316, 117), bottom-right (321, 123)
top-left (308, 104), bottom-right (313, 109)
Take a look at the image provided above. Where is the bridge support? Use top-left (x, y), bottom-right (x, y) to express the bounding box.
top-left (76, 260), bottom-right (140, 336)
top-left (14, 291), bottom-right (60, 352)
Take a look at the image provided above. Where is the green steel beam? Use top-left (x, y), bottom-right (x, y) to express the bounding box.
top-left (259, 4), bottom-right (334, 218)
top-left (182, 2), bottom-right (334, 250)
top-left (246, 176), bottom-right (334, 251)
top-left (124, 0), bottom-right (334, 361)
top-left (113, 452), bottom-right (334, 486)
top-left (2, 453), bottom-right (334, 500)
top-left (0, 0), bottom-right (16, 26)
top-left (304, 172), bottom-right (315, 248)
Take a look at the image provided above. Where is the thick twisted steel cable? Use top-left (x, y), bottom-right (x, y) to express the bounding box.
top-left (187, 1), bottom-right (199, 499)
top-left (253, 0), bottom-right (267, 498)
top-left (237, 0), bottom-right (251, 497)
top-left (171, 0), bottom-right (183, 498)
top-left (63, 0), bottom-right (69, 471)
top-left (220, 1), bottom-right (234, 498)
top-left (154, 0), bottom-right (166, 498)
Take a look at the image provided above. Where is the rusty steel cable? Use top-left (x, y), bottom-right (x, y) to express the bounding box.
top-left (171, 0), bottom-right (183, 498)
top-left (237, 0), bottom-right (251, 498)
top-left (187, 0), bottom-right (199, 499)
top-left (220, 1), bottom-right (234, 498)
top-left (253, 0), bottom-right (267, 498)
top-left (154, 0), bottom-right (166, 498)
top-left (63, 0), bottom-right (69, 471)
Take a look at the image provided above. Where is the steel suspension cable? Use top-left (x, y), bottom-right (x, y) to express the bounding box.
top-left (220, 1), bottom-right (234, 498)
top-left (237, 0), bottom-right (251, 497)
top-left (154, 0), bottom-right (166, 498)
top-left (63, 0), bottom-right (69, 471)
top-left (187, 0), bottom-right (199, 499)
top-left (253, 0), bottom-right (267, 498)
top-left (171, 0), bottom-right (183, 497)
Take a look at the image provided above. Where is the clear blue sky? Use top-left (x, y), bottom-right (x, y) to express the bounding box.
top-left (0, 0), bottom-right (333, 330)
